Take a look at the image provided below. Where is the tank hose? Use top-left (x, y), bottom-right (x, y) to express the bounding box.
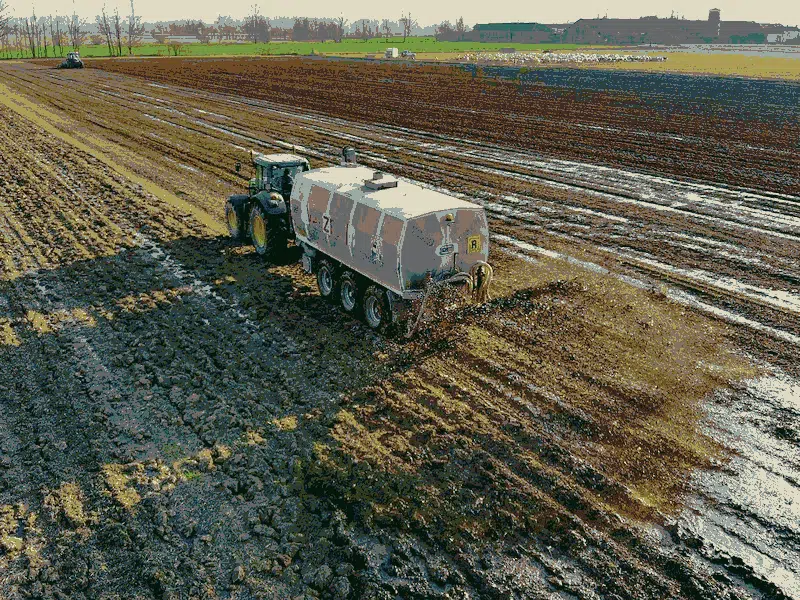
top-left (470, 261), bottom-right (493, 304)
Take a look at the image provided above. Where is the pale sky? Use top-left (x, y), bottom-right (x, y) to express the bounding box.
top-left (6, 0), bottom-right (800, 26)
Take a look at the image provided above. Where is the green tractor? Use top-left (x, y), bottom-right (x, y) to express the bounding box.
top-left (58, 51), bottom-right (84, 69)
top-left (225, 153), bottom-right (310, 259)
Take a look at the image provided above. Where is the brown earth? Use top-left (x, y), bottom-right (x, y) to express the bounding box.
top-left (83, 56), bottom-right (800, 197)
top-left (0, 59), bottom-right (798, 600)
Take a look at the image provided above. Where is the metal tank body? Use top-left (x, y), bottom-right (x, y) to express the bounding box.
top-left (290, 166), bottom-right (489, 298)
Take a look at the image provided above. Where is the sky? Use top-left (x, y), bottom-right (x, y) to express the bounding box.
top-left (4, 0), bottom-right (799, 26)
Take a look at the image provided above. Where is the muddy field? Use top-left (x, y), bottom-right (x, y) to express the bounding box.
top-left (0, 58), bottom-right (798, 600)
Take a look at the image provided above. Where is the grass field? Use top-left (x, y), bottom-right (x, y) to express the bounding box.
top-left (5, 37), bottom-right (592, 59)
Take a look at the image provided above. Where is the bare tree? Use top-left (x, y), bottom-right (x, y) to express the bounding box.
top-left (399, 13), bottom-right (417, 42)
top-left (22, 15), bottom-right (36, 57)
top-left (381, 19), bottom-right (392, 38)
top-left (41, 15), bottom-right (52, 57)
top-left (48, 15), bottom-right (62, 57)
top-left (0, 1), bottom-right (9, 37)
top-left (96, 6), bottom-right (114, 56)
top-left (335, 14), bottom-right (346, 42)
top-left (113, 8), bottom-right (122, 56)
top-left (67, 12), bottom-right (87, 51)
top-left (22, 9), bottom-right (44, 57)
top-left (126, 0), bottom-right (144, 54)
top-left (0, 1), bottom-right (10, 57)
top-left (243, 4), bottom-right (269, 43)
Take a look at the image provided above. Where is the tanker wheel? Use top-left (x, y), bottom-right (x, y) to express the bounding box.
top-left (225, 200), bottom-right (246, 241)
top-left (339, 271), bottom-right (360, 314)
top-left (316, 259), bottom-right (338, 302)
top-left (249, 205), bottom-right (286, 260)
top-left (363, 285), bottom-right (391, 332)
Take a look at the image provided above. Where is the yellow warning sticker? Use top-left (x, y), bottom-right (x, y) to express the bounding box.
top-left (467, 235), bottom-right (482, 254)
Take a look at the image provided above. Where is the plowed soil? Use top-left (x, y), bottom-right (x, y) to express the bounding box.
top-left (0, 58), bottom-right (798, 600)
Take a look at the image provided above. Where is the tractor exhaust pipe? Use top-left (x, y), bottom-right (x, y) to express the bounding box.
top-left (341, 147), bottom-right (357, 166)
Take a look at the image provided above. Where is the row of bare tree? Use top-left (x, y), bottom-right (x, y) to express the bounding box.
top-left (0, 1), bottom-right (452, 59)
top-left (0, 0), bottom-right (145, 58)
top-left (0, 9), bottom-right (80, 59)
top-left (95, 1), bottom-right (144, 57)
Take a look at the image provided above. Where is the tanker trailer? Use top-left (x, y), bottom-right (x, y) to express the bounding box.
top-left (225, 149), bottom-right (492, 335)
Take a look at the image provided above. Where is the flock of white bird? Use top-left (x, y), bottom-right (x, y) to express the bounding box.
top-left (457, 52), bottom-right (669, 65)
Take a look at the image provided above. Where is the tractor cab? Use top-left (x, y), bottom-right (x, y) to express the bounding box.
top-left (248, 153), bottom-right (310, 199)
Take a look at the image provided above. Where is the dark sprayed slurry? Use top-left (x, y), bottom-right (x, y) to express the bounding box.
top-left (462, 65), bottom-right (800, 124)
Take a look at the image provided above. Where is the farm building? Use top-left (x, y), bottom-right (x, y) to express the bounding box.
top-left (436, 22), bottom-right (557, 43)
top-left (470, 23), bottom-right (556, 43)
top-left (562, 9), bottom-right (784, 45)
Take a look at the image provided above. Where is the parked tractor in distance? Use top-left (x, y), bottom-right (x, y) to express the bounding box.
top-left (225, 148), bottom-right (492, 334)
top-left (58, 52), bottom-right (84, 69)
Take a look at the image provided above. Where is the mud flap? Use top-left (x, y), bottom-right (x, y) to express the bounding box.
top-left (302, 254), bottom-right (313, 274)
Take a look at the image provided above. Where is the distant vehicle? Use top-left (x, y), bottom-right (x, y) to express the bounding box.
top-left (385, 47), bottom-right (399, 59)
top-left (225, 148), bottom-right (492, 333)
top-left (401, 50), bottom-right (416, 60)
top-left (57, 52), bottom-right (84, 69)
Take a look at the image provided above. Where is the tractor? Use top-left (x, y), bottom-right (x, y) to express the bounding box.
top-left (58, 52), bottom-right (84, 69)
top-left (224, 153), bottom-right (310, 257)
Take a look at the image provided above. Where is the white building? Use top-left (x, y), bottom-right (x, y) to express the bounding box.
top-left (164, 35), bottom-right (201, 44)
top-left (767, 30), bottom-right (800, 43)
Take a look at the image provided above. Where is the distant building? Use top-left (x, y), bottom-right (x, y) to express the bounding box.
top-left (471, 23), bottom-right (556, 43)
top-left (447, 9), bottom-right (795, 46)
top-left (164, 35), bottom-right (201, 44)
top-left (562, 9), bottom-right (779, 45)
top-left (437, 22), bottom-right (557, 43)
top-left (765, 29), bottom-right (800, 43)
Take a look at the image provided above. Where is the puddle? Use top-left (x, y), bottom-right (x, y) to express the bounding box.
top-left (679, 373), bottom-right (800, 598)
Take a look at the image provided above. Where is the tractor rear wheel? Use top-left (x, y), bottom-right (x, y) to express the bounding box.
top-left (225, 199), bottom-right (247, 241)
top-left (316, 259), bottom-right (338, 302)
top-left (363, 285), bottom-right (391, 331)
top-left (249, 205), bottom-right (287, 261)
top-left (339, 271), bottom-right (360, 314)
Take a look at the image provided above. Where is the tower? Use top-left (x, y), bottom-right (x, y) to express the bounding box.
top-left (708, 8), bottom-right (721, 37)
